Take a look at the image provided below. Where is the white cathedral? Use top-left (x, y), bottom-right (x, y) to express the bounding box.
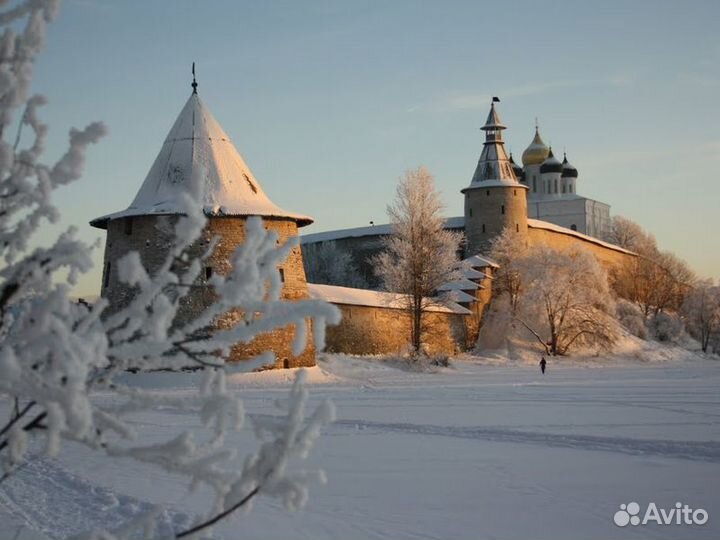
top-left (512, 126), bottom-right (610, 238)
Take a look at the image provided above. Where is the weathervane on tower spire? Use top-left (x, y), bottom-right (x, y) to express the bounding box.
top-left (191, 62), bottom-right (198, 94)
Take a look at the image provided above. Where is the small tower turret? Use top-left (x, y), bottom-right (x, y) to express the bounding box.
top-left (462, 99), bottom-right (529, 256)
top-left (509, 153), bottom-right (525, 184)
top-left (561, 152), bottom-right (578, 196)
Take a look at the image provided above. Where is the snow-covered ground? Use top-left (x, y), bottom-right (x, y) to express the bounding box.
top-left (1, 350), bottom-right (719, 539)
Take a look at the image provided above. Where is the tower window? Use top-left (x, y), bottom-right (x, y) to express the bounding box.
top-left (469, 208), bottom-right (473, 217)
top-left (516, 223), bottom-right (519, 232)
top-left (571, 224), bottom-right (577, 231)
top-left (554, 179), bottom-right (558, 193)
top-left (279, 268), bottom-right (285, 282)
top-left (104, 262), bottom-right (111, 289)
top-left (514, 189), bottom-right (517, 196)
top-left (205, 266), bottom-right (213, 280)
top-left (533, 177), bottom-right (537, 192)
top-left (486, 190), bottom-right (490, 196)
top-left (501, 205), bottom-right (505, 215)
top-left (124, 218), bottom-right (133, 235)
top-left (482, 224), bottom-right (486, 233)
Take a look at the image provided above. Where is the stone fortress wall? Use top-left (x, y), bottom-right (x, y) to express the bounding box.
top-left (302, 219), bottom-right (634, 356)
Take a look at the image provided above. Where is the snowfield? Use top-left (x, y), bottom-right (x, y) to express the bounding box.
top-left (1, 351), bottom-right (719, 540)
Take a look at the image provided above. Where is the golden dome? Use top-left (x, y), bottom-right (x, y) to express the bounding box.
top-left (521, 128), bottom-right (550, 166)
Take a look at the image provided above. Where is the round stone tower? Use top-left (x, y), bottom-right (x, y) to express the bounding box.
top-left (462, 100), bottom-right (529, 256)
top-left (90, 86), bottom-right (316, 368)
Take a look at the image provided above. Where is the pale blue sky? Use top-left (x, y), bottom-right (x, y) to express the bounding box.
top-left (30, 0), bottom-right (720, 295)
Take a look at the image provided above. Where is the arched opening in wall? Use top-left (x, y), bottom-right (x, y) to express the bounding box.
top-left (514, 189), bottom-right (517, 196)
top-left (104, 262), bottom-right (111, 289)
top-left (516, 223), bottom-right (519, 232)
top-left (469, 208), bottom-right (473, 217)
top-left (554, 179), bottom-right (558, 193)
top-left (282, 358), bottom-right (290, 369)
top-left (124, 218), bottom-right (133, 236)
top-left (205, 266), bottom-right (213, 280)
top-left (486, 190), bottom-right (490, 196)
top-left (533, 176), bottom-right (537, 192)
top-left (501, 205), bottom-right (505, 215)
top-left (279, 268), bottom-right (285, 282)
top-left (482, 224), bottom-right (486, 233)
top-left (571, 224), bottom-right (577, 231)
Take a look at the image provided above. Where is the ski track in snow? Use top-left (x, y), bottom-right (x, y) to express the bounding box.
top-left (0, 456), bottom-right (191, 539)
top-left (330, 419), bottom-right (720, 462)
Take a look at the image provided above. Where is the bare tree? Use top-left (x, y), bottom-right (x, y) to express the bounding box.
top-left (608, 217), bottom-right (696, 317)
top-left (488, 226), bottom-right (528, 314)
top-left (303, 240), bottom-right (368, 288)
top-left (613, 250), bottom-right (695, 317)
top-left (374, 167), bottom-right (461, 354)
top-left (0, 3), bottom-right (340, 538)
top-left (515, 245), bottom-right (617, 356)
top-left (683, 280), bottom-right (720, 353)
top-left (605, 215), bottom-right (657, 252)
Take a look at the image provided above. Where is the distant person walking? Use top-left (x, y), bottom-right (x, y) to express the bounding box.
top-left (540, 356), bottom-right (547, 375)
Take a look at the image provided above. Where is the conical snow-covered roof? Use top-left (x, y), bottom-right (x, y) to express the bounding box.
top-left (91, 93), bottom-right (312, 229)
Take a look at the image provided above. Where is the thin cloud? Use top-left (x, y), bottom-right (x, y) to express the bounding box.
top-left (437, 80), bottom-right (584, 112)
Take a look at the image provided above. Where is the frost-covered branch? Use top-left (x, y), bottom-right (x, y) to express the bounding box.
top-left (0, 2), bottom-right (340, 537)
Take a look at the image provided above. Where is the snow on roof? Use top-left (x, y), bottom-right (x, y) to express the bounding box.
top-left (460, 267), bottom-right (488, 280)
top-left (91, 93), bottom-right (312, 229)
top-left (437, 279), bottom-right (481, 292)
top-left (441, 290), bottom-right (477, 304)
top-left (301, 216), bottom-right (465, 245)
top-left (307, 283), bottom-right (471, 315)
top-left (463, 254), bottom-right (500, 269)
top-left (527, 219), bottom-right (636, 256)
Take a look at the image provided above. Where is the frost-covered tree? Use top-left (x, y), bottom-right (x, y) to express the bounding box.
top-left (515, 245), bottom-right (617, 356)
top-left (683, 280), bottom-right (720, 353)
top-left (607, 217), bottom-right (695, 317)
top-left (0, 2), bottom-right (340, 538)
top-left (605, 215), bottom-right (657, 252)
top-left (488, 226), bottom-right (528, 314)
top-left (303, 240), bottom-right (368, 288)
top-left (615, 298), bottom-right (648, 339)
top-left (374, 167), bottom-right (461, 354)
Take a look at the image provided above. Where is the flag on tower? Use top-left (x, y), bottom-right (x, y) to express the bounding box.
top-left (492, 96), bottom-right (500, 102)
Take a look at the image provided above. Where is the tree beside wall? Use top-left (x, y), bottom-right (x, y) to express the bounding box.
top-left (374, 167), bottom-right (461, 355)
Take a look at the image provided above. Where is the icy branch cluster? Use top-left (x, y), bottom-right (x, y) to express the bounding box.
top-left (0, 1), bottom-right (340, 538)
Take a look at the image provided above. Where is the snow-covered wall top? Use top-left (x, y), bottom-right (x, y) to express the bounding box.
top-left (526, 219), bottom-right (635, 255)
top-left (303, 216), bottom-right (633, 257)
top-left (91, 94), bottom-right (312, 229)
top-left (307, 283), bottom-right (471, 314)
top-left (301, 216), bottom-right (465, 244)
